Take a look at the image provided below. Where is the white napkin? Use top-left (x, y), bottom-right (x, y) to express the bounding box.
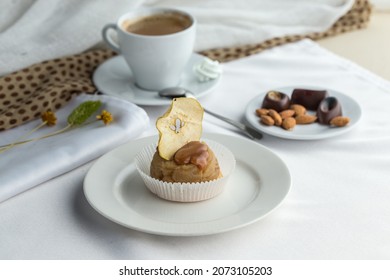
top-left (0, 94), bottom-right (149, 203)
top-left (0, 0), bottom-right (354, 75)
top-left (148, 0), bottom-right (355, 50)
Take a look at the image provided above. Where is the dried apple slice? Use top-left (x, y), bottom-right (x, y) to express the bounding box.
top-left (156, 98), bottom-right (204, 160)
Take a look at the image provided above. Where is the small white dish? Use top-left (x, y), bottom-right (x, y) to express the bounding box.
top-left (245, 86), bottom-right (362, 140)
top-left (83, 133), bottom-right (291, 236)
top-left (93, 53), bottom-right (221, 106)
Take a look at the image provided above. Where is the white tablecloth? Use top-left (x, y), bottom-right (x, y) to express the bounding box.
top-left (1, 40), bottom-right (390, 259)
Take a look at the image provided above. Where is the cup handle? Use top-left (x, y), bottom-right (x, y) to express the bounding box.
top-left (102, 23), bottom-right (121, 53)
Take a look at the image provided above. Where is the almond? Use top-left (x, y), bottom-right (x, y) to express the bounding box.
top-left (290, 104), bottom-right (306, 116)
top-left (268, 109), bottom-right (282, 126)
top-left (330, 116), bottom-right (350, 127)
top-left (260, 115), bottom-right (274, 126)
top-left (295, 114), bottom-right (317, 124)
top-left (282, 117), bottom-right (296, 130)
top-left (279, 109), bottom-right (295, 119)
top-left (255, 108), bottom-right (269, 117)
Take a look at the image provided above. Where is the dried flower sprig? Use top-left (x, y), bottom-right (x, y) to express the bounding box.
top-left (0, 100), bottom-right (113, 153)
top-left (41, 111), bottom-right (57, 126)
top-left (0, 110), bottom-right (58, 153)
top-left (96, 110), bottom-right (114, 125)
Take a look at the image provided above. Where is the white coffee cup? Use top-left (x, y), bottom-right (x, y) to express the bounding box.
top-left (102, 8), bottom-right (196, 91)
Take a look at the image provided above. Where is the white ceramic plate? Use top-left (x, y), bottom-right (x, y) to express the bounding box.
top-left (245, 86), bottom-right (362, 140)
top-left (93, 53), bottom-right (220, 106)
top-left (84, 133), bottom-right (291, 236)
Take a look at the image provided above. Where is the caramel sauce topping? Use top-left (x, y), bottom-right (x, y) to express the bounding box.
top-left (173, 141), bottom-right (209, 170)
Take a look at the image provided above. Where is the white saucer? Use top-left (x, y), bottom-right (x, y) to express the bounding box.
top-left (93, 53), bottom-right (221, 106)
top-left (245, 86), bottom-right (362, 140)
top-left (83, 133), bottom-right (291, 236)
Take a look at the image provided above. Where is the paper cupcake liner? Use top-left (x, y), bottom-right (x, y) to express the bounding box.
top-left (135, 139), bottom-right (236, 202)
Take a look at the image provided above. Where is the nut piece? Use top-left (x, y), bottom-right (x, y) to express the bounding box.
top-left (282, 117), bottom-right (296, 130)
top-left (255, 108), bottom-right (269, 117)
top-left (290, 104), bottom-right (306, 116)
top-left (268, 109), bottom-right (282, 126)
top-left (260, 115), bottom-right (275, 126)
top-left (330, 116), bottom-right (350, 127)
top-left (279, 109), bottom-right (295, 119)
top-left (295, 115), bottom-right (317, 124)
top-left (268, 91), bottom-right (282, 101)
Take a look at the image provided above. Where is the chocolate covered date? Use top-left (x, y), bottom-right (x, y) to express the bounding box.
top-left (317, 97), bottom-right (342, 124)
top-left (261, 91), bottom-right (290, 112)
top-left (291, 89), bottom-right (328, 110)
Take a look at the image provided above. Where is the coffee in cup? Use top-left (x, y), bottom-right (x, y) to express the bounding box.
top-left (122, 12), bottom-right (192, 36)
top-left (102, 8), bottom-right (196, 91)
